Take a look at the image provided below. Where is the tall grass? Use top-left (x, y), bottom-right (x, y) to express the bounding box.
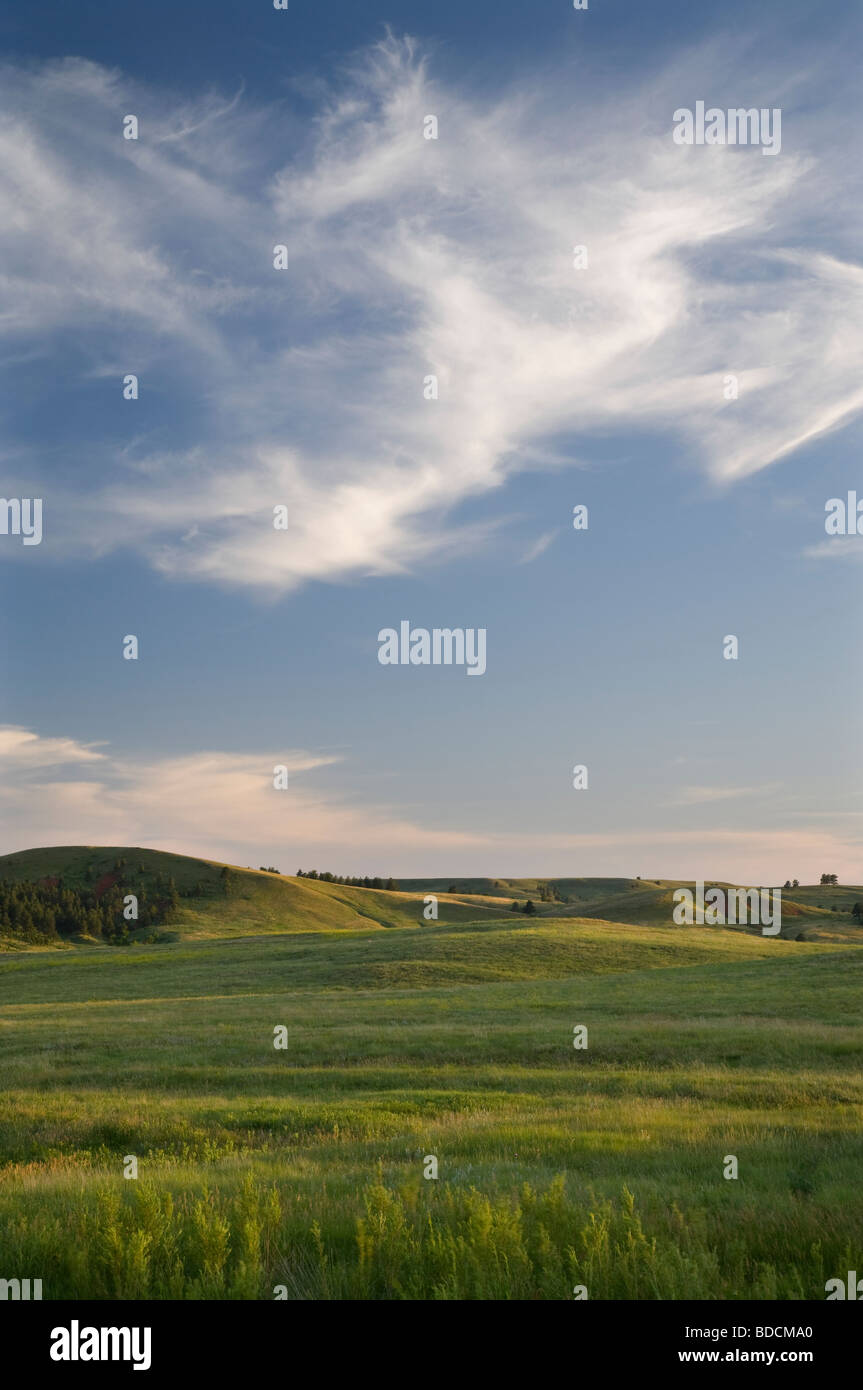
top-left (1, 1169), bottom-right (856, 1299)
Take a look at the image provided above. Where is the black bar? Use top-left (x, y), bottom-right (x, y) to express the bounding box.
top-left (4, 1299), bottom-right (857, 1375)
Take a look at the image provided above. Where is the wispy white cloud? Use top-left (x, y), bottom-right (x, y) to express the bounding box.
top-left (804, 537), bottom-right (863, 561)
top-left (1, 728), bottom-right (859, 882)
top-left (1, 36), bottom-right (861, 592)
top-left (519, 530), bottom-right (557, 565)
top-left (0, 729), bottom-right (482, 865)
top-left (0, 726), bottom-right (105, 768)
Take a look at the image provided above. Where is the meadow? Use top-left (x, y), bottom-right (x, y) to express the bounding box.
top-left (0, 848), bottom-right (862, 1300)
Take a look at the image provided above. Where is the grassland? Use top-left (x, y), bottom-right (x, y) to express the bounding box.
top-left (403, 875), bottom-right (863, 941)
top-left (0, 846), bottom-right (505, 946)
top-left (4, 846), bottom-right (857, 945)
top-left (0, 848), bottom-right (862, 1299)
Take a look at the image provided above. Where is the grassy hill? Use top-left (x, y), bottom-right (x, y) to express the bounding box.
top-left (2, 848), bottom-right (861, 948)
top-left (400, 875), bottom-right (641, 903)
top-left (403, 874), bottom-right (863, 942)
top-left (0, 915), bottom-right (842, 1004)
top-left (0, 846), bottom-right (508, 946)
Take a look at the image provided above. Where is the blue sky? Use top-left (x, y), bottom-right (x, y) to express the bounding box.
top-left (1, 0), bottom-right (862, 880)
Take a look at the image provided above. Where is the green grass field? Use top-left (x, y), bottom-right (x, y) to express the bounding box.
top-left (1, 848), bottom-right (862, 1300)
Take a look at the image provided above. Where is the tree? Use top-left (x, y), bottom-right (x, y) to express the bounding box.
top-left (852, 903), bottom-right (863, 925)
top-left (792, 879), bottom-right (799, 888)
top-left (522, 899), bottom-right (536, 916)
top-left (510, 898), bottom-right (520, 912)
top-left (820, 873), bottom-right (838, 885)
top-left (783, 880), bottom-right (791, 889)
top-left (448, 884), bottom-right (457, 894)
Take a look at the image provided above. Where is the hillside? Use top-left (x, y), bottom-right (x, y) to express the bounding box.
top-left (402, 874), bottom-right (863, 942)
top-left (2, 847), bottom-right (861, 948)
top-left (2, 914), bottom-right (847, 1003)
top-left (0, 846), bottom-right (507, 946)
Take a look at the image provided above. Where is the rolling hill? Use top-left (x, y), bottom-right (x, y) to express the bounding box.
top-left (1, 846), bottom-right (861, 947)
top-left (401, 874), bottom-right (863, 941)
top-left (0, 845), bottom-right (508, 945)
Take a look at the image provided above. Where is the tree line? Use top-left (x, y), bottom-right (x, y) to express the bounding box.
top-left (0, 863), bottom-right (181, 945)
top-left (295, 869), bottom-right (400, 890)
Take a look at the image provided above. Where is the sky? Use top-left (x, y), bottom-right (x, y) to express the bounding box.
top-left (1, 0), bottom-right (862, 882)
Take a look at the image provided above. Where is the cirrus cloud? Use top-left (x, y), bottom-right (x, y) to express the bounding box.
top-left (1, 34), bottom-right (861, 594)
